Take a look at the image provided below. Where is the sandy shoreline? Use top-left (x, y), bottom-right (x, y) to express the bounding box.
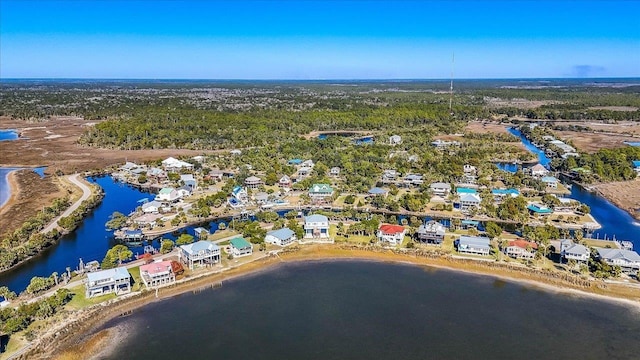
top-left (0, 169), bottom-right (21, 214)
top-left (41, 246), bottom-right (640, 360)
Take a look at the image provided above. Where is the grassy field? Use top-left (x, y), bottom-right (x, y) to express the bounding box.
top-left (65, 285), bottom-right (116, 310)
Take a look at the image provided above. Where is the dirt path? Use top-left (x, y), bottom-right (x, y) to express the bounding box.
top-left (41, 174), bottom-right (91, 234)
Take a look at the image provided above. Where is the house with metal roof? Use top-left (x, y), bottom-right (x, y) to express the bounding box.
top-left (430, 182), bottom-right (451, 197)
top-left (456, 236), bottom-right (491, 256)
top-left (265, 228), bottom-right (297, 246)
top-left (230, 237), bottom-right (253, 257)
top-left (309, 184), bottom-right (334, 203)
top-left (459, 193), bottom-right (481, 211)
top-left (304, 214), bottom-right (330, 239)
top-left (530, 163), bottom-right (548, 177)
top-left (244, 176), bottom-right (263, 190)
top-left (416, 220), bottom-right (446, 244)
top-left (504, 239), bottom-right (538, 259)
top-left (161, 157), bottom-right (194, 172)
top-left (596, 248), bottom-right (640, 273)
top-left (377, 224), bottom-right (406, 246)
top-left (179, 240), bottom-right (221, 270)
top-left (541, 176), bottom-right (558, 189)
top-left (139, 260), bottom-right (175, 288)
top-left (560, 239), bottom-right (590, 263)
top-left (368, 187), bottom-right (388, 197)
top-left (85, 267), bottom-right (131, 298)
top-left (633, 160), bottom-right (640, 176)
top-left (527, 203), bottom-right (553, 215)
top-left (180, 174), bottom-right (197, 190)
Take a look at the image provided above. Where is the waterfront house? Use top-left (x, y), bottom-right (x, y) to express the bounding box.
top-left (147, 167), bottom-right (166, 180)
top-left (194, 227), bottom-right (210, 239)
top-left (142, 200), bottom-right (162, 213)
top-left (554, 197), bottom-right (577, 212)
top-left (139, 260), bottom-right (175, 288)
top-left (118, 229), bottom-right (144, 242)
top-left (309, 184), bottom-right (334, 203)
top-left (156, 187), bottom-right (181, 202)
top-left (161, 157), bottom-right (194, 172)
top-left (279, 175), bottom-right (292, 189)
top-left (389, 135), bottom-right (402, 145)
top-left (430, 182), bottom-right (451, 197)
top-left (176, 186), bottom-right (192, 198)
top-left (504, 239), bottom-right (538, 259)
top-left (492, 188), bottom-right (520, 202)
top-left (459, 193), bottom-right (481, 211)
top-left (456, 236), bottom-right (491, 256)
top-left (416, 220), bottom-right (446, 244)
top-left (596, 248), bottom-right (640, 273)
top-left (304, 214), bottom-right (330, 239)
top-left (559, 239), bottom-right (590, 263)
top-left (541, 176), bottom-right (558, 189)
top-left (530, 163), bottom-right (548, 177)
top-left (633, 160), bottom-right (640, 176)
top-left (179, 240), bottom-right (221, 270)
top-left (244, 176), bottom-right (263, 190)
top-left (120, 161), bottom-right (140, 172)
top-left (368, 187), bottom-right (388, 197)
top-left (265, 228), bottom-right (297, 246)
top-left (231, 186), bottom-right (249, 204)
top-left (230, 237), bottom-right (253, 257)
top-left (85, 267), bottom-right (131, 298)
top-left (527, 203), bottom-right (553, 215)
top-left (133, 213), bottom-right (163, 228)
top-left (180, 174), bottom-right (197, 190)
top-left (330, 167), bottom-right (341, 177)
top-left (254, 192), bottom-right (269, 205)
top-left (377, 224), bottom-right (406, 246)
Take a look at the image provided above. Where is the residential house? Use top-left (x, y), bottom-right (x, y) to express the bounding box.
top-left (191, 155), bottom-right (205, 163)
top-left (633, 160), bottom-right (640, 176)
top-left (194, 227), bottom-right (210, 239)
top-left (330, 167), bottom-right (341, 177)
top-left (560, 239), bottom-right (590, 263)
top-left (456, 236), bottom-right (491, 256)
top-left (459, 193), bottom-right (481, 211)
top-left (491, 189), bottom-right (520, 202)
top-left (161, 157), bottom-right (194, 172)
top-left (176, 186), bottom-right (192, 198)
top-left (231, 186), bottom-right (248, 203)
top-left (207, 169), bottom-right (225, 182)
top-left (230, 237), bottom-right (253, 257)
top-left (120, 161), bottom-right (139, 172)
top-left (463, 164), bottom-right (477, 174)
top-left (254, 192), bottom-right (269, 204)
top-left (541, 176), bottom-right (558, 189)
top-left (147, 167), bottom-right (166, 180)
top-left (180, 174), bottom-right (197, 190)
top-left (377, 224), bottom-right (406, 246)
top-left (230, 149), bottom-right (242, 156)
top-left (530, 163), bottom-right (548, 177)
top-left (279, 175), bottom-right (292, 189)
top-left (309, 184), bottom-right (334, 203)
top-left (304, 214), bottom-right (330, 239)
top-left (288, 159), bottom-right (303, 165)
top-left (596, 248), bottom-right (640, 273)
top-left (430, 182), bottom-right (451, 197)
top-left (244, 176), bottom-right (263, 190)
top-left (368, 187), bottom-right (388, 197)
top-left (139, 261), bottom-right (175, 288)
top-left (133, 213), bottom-right (163, 228)
top-left (554, 198), bottom-right (577, 212)
top-left (382, 169), bottom-right (399, 183)
top-left (300, 159), bottom-right (315, 169)
top-left (431, 139), bottom-right (460, 149)
top-left (504, 239), bottom-right (538, 259)
top-left (403, 174), bottom-right (424, 186)
top-left (156, 187), bottom-right (181, 202)
top-left (265, 228), bottom-right (297, 246)
top-left (85, 267), bottom-right (131, 298)
top-left (527, 203), bottom-right (553, 215)
top-left (389, 135), bottom-right (402, 145)
top-left (416, 220), bottom-right (446, 244)
top-left (141, 200), bottom-right (162, 213)
top-left (179, 241), bottom-right (221, 270)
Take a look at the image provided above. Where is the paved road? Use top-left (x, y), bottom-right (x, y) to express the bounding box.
top-left (41, 174), bottom-right (92, 234)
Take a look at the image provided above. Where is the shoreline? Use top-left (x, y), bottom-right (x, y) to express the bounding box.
top-left (38, 246), bottom-right (640, 360)
top-left (0, 169), bottom-right (21, 213)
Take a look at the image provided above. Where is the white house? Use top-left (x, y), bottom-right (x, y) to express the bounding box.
top-left (161, 157), bottom-right (193, 172)
top-left (279, 175), bottom-right (292, 188)
top-left (156, 187), bottom-right (181, 202)
top-left (560, 239), bottom-right (590, 263)
top-left (541, 176), bottom-right (558, 189)
top-left (382, 169), bottom-right (399, 182)
top-left (377, 224), bottom-right (406, 246)
top-left (176, 186), bottom-right (192, 198)
top-left (141, 200), bottom-right (162, 213)
top-left (132, 213), bottom-right (163, 228)
top-left (429, 182), bottom-right (451, 197)
top-left (308, 184), bottom-right (334, 202)
top-left (85, 267), bottom-right (131, 298)
top-left (456, 236), bottom-right (491, 256)
top-left (530, 164), bottom-right (548, 177)
top-left (244, 176), bottom-right (263, 190)
top-left (304, 214), bottom-right (330, 239)
top-left (417, 220), bottom-right (446, 244)
top-left (330, 167), bottom-right (341, 177)
top-left (180, 174), bottom-right (197, 190)
top-left (389, 135), bottom-right (402, 145)
top-left (459, 193), bottom-right (481, 211)
top-left (265, 228), bottom-right (297, 246)
top-left (504, 239), bottom-right (537, 259)
top-left (596, 248), bottom-right (640, 273)
top-left (230, 237), bottom-right (253, 257)
top-left (139, 260), bottom-right (175, 288)
top-left (179, 241), bottom-right (221, 270)
top-left (463, 164), bottom-right (477, 174)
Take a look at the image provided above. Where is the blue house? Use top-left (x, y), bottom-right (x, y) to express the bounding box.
top-left (633, 160), bottom-right (640, 176)
top-left (527, 203), bottom-right (553, 215)
top-left (288, 158), bottom-right (303, 165)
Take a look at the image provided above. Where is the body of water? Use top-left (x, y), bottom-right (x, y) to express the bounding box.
top-left (0, 168), bottom-right (21, 209)
top-left (102, 261), bottom-right (640, 360)
top-left (0, 129), bottom-right (19, 141)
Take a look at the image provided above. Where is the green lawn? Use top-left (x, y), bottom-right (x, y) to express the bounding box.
top-left (583, 239), bottom-right (616, 249)
top-left (65, 284), bottom-right (116, 310)
top-left (128, 266), bottom-right (143, 291)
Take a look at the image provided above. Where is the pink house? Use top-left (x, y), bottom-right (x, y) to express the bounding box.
top-left (139, 260), bottom-right (175, 288)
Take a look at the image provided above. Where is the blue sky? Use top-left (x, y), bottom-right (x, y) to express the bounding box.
top-left (1, 0), bottom-right (639, 79)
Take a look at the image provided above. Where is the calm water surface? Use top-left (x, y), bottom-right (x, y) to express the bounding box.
top-left (0, 130), bottom-right (19, 141)
top-left (102, 261), bottom-right (640, 360)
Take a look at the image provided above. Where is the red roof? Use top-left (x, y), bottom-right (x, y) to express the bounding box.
top-left (508, 239), bottom-right (538, 250)
top-left (379, 224), bottom-right (405, 235)
top-left (140, 260), bottom-right (173, 275)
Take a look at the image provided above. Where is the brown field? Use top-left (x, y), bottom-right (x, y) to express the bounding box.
top-left (485, 97), bottom-right (564, 109)
top-left (552, 130), bottom-right (637, 153)
top-left (593, 180), bottom-right (640, 221)
top-left (588, 106), bottom-right (639, 112)
top-left (0, 116), bottom-right (219, 174)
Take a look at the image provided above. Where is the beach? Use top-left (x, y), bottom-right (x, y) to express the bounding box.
top-left (0, 168), bottom-right (20, 212)
top-left (37, 245), bottom-right (640, 360)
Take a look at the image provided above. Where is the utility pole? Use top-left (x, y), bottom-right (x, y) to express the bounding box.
top-left (449, 52), bottom-right (455, 114)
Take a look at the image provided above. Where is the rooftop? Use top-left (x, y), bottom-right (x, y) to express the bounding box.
top-left (180, 240), bottom-right (219, 255)
top-left (267, 228), bottom-right (295, 240)
top-left (230, 237), bottom-right (252, 250)
top-left (140, 260), bottom-right (173, 276)
top-left (305, 214), bottom-right (328, 223)
top-left (87, 267), bottom-right (131, 283)
top-left (379, 224), bottom-right (405, 235)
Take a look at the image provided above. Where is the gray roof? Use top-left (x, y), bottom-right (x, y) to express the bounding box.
top-left (180, 240), bottom-right (219, 255)
top-left (142, 200), bottom-right (162, 209)
top-left (597, 248), bottom-right (640, 262)
top-left (417, 220), bottom-right (446, 235)
top-left (305, 214), bottom-right (328, 223)
top-left (458, 236), bottom-right (491, 250)
top-left (267, 228), bottom-right (295, 241)
top-left (564, 243), bottom-right (590, 256)
top-left (430, 182), bottom-right (450, 189)
top-left (459, 193), bottom-right (481, 203)
top-left (87, 267), bottom-right (131, 283)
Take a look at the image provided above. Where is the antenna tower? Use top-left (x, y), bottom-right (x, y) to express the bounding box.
top-left (449, 53), bottom-right (454, 113)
